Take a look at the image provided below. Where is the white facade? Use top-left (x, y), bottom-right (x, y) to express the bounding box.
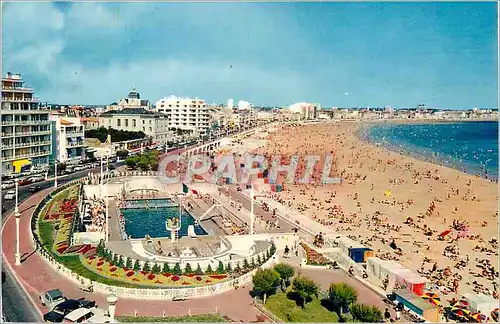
top-left (1, 72), bottom-right (52, 174)
top-left (256, 111), bottom-right (275, 121)
top-left (155, 96), bottom-right (211, 134)
top-left (227, 98), bottom-right (234, 110)
top-left (288, 102), bottom-right (318, 120)
top-left (238, 100), bottom-right (251, 110)
top-left (107, 88), bottom-right (151, 112)
top-left (50, 115), bottom-right (86, 163)
top-left (100, 109), bottom-right (171, 143)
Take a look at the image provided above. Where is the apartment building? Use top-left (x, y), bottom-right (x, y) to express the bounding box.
top-left (1, 72), bottom-right (52, 174)
top-left (288, 102), bottom-right (319, 120)
top-left (100, 108), bottom-right (171, 143)
top-left (50, 115), bottom-right (86, 163)
top-left (155, 96), bottom-right (211, 135)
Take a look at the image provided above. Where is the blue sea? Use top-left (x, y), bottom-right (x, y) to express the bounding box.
top-left (361, 121), bottom-right (498, 179)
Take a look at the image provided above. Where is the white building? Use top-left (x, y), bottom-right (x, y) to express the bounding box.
top-left (107, 87), bottom-right (151, 111)
top-left (256, 110), bottom-right (275, 121)
top-left (155, 96), bottom-right (211, 135)
top-left (288, 102), bottom-right (318, 120)
top-left (1, 72), bottom-right (52, 174)
top-left (100, 108), bottom-right (171, 143)
top-left (227, 98), bottom-right (234, 110)
top-left (238, 100), bottom-right (251, 111)
top-left (50, 115), bottom-right (86, 163)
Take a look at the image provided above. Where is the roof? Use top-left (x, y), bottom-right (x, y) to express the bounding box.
top-left (64, 308), bottom-right (93, 322)
top-left (100, 108), bottom-right (163, 117)
top-left (60, 119), bottom-right (74, 126)
top-left (47, 289), bottom-right (64, 299)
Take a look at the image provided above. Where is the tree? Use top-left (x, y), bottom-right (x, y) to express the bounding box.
top-left (137, 156), bottom-right (150, 171)
top-left (351, 303), bottom-right (383, 322)
top-left (328, 283), bottom-right (358, 315)
top-left (162, 263), bottom-right (171, 274)
top-left (183, 263), bottom-right (193, 275)
top-left (257, 255), bottom-right (262, 265)
top-left (117, 255), bottom-right (125, 268)
top-left (125, 257), bottom-right (132, 269)
top-left (243, 258), bottom-right (250, 269)
top-left (152, 264), bottom-right (161, 274)
top-left (133, 260), bottom-right (141, 271)
top-left (125, 156), bottom-right (138, 169)
top-left (195, 264), bottom-right (204, 275)
top-left (173, 263), bottom-right (182, 276)
top-left (251, 257), bottom-right (256, 268)
top-left (96, 240), bottom-right (105, 257)
top-left (116, 150), bottom-right (129, 160)
top-left (205, 264), bottom-right (214, 275)
top-left (142, 261), bottom-right (151, 273)
top-left (252, 268), bottom-right (280, 303)
top-left (225, 262), bottom-right (232, 273)
top-left (274, 263), bottom-right (295, 285)
top-left (235, 262), bottom-right (241, 273)
top-left (112, 254), bottom-right (119, 266)
top-left (292, 275), bottom-right (318, 308)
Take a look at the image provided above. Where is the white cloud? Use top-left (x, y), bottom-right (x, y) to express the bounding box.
top-left (65, 3), bottom-right (123, 29)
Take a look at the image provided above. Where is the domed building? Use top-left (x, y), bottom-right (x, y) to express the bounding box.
top-left (106, 87), bottom-right (151, 112)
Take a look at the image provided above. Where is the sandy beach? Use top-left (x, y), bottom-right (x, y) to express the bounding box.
top-left (252, 121), bottom-right (498, 300)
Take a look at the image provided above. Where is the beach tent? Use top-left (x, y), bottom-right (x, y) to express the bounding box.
top-left (379, 260), bottom-right (406, 281)
top-left (389, 268), bottom-right (413, 289)
top-left (335, 236), bottom-right (365, 256)
top-left (348, 247), bottom-right (374, 263)
top-left (394, 289), bottom-right (439, 322)
top-left (397, 271), bottom-right (427, 296)
top-left (461, 293), bottom-right (499, 314)
top-left (366, 257), bottom-right (386, 278)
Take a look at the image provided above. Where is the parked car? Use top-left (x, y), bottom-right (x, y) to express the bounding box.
top-left (1, 180), bottom-right (15, 190)
top-left (18, 178), bottom-right (33, 186)
top-left (73, 166), bottom-right (86, 172)
top-left (28, 175), bottom-right (45, 183)
top-left (3, 190), bottom-right (16, 200)
top-left (43, 299), bottom-right (96, 323)
top-left (39, 289), bottom-right (67, 310)
top-left (64, 307), bottom-right (116, 323)
top-left (27, 184), bottom-right (42, 193)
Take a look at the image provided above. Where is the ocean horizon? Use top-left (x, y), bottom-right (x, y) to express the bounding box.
top-left (360, 121), bottom-right (498, 179)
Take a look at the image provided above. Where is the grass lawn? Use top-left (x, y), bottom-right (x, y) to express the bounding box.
top-left (264, 291), bottom-right (339, 322)
top-left (116, 314), bottom-right (227, 322)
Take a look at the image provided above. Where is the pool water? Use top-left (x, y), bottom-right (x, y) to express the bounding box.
top-left (121, 202), bottom-right (207, 239)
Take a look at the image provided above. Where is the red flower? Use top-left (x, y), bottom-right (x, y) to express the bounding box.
top-left (147, 274), bottom-right (155, 280)
top-left (97, 261), bottom-right (104, 267)
top-left (123, 267), bottom-right (128, 272)
top-left (140, 271), bottom-right (148, 275)
top-left (182, 282), bottom-right (190, 285)
top-left (209, 274), bottom-right (227, 280)
top-left (162, 273), bottom-right (172, 277)
top-left (205, 280), bottom-right (212, 283)
top-left (109, 267), bottom-right (117, 272)
top-left (126, 271), bottom-right (134, 277)
top-left (185, 273), bottom-right (196, 277)
top-left (171, 275), bottom-right (180, 282)
top-left (88, 256), bottom-right (95, 260)
top-left (195, 276), bottom-right (202, 281)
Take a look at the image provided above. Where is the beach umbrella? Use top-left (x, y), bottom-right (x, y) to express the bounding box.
top-left (422, 292), bottom-right (441, 306)
top-left (384, 190), bottom-right (392, 197)
top-left (458, 299), bottom-right (469, 308)
top-left (470, 312), bottom-right (487, 323)
top-left (439, 229), bottom-right (452, 237)
top-left (451, 306), bottom-right (470, 318)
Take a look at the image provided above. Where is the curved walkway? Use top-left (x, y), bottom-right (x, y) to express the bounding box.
top-left (1, 187), bottom-right (267, 321)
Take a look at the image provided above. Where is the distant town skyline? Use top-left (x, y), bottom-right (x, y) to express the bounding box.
top-left (2, 2), bottom-right (498, 109)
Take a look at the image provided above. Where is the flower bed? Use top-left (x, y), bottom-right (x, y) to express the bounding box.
top-left (300, 243), bottom-right (331, 266)
top-left (83, 256), bottom-right (232, 287)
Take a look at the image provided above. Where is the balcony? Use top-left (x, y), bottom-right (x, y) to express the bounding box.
top-left (1, 86), bottom-right (34, 93)
top-left (1, 120), bottom-right (51, 125)
top-left (1, 130), bottom-right (51, 137)
top-left (65, 131), bottom-right (84, 137)
top-left (1, 150), bottom-right (51, 161)
top-left (1, 97), bottom-right (40, 103)
top-left (1, 109), bottom-right (49, 115)
top-left (66, 142), bottom-right (85, 148)
top-left (14, 140), bottom-right (51, 148)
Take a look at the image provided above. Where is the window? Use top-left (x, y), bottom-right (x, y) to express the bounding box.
top-left (149, 127), bottom-right (152, 132)
top-left (125, 119), bottom-right (129, 127)
top-left (149, 120), bottom-right (152, 125)
top-left (117, 119), bottom-right (121, 127)
top-left (133, 119), bottom-right (136, 127)
top-left (142, 120), bottom-right (145, 124)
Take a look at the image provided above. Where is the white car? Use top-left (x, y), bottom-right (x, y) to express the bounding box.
top-left (64, 307), bottom-right (117, 323)
top-left (1, 181), bottom-right (15, 190)
top-left (73, 166), bottom-right (86, 172)
top-left (4, 190), bottom-right (16, 200)
top-left (29, 175), bottom-right (45, 183)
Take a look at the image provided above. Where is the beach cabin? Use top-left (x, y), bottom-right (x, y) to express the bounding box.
top-left (461, 293), bottom-right (499, 315)
top-left (366, 257), bottom-right (386, 278)
top-left (379, 260), bottom-right (406, 282)
top-left (335, 236), bottom-right (374, 262)
top-left (394, 289), bottom-right (439, 322)
top-left (349, 247), bottom-right (374, 263)
top-left (396, 271), bottom-right (427, 296)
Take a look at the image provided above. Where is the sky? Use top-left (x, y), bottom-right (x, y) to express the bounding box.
top-left (2, 1), bottom-right (498, 109)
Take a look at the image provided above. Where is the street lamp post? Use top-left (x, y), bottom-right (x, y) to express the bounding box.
top-left (14, 180), bottom-right (21, 266)
top-left (54, 160), bottom-right (58, 188)
top-left (105, 154), bottom-right (109, 243)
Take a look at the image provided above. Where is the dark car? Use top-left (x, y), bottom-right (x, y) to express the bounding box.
top-left (43, 299), bottom-right (96, 323)
top-left (28, 184), bottom-right (42, 193)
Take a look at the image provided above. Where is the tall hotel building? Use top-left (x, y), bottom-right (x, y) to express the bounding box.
top-left (1, 73), bottom-right (52, 174)
top-left (155, 96), bottom-right (211, 135)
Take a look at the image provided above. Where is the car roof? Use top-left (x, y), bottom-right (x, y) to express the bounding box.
top-left (55, 299), bottom-right (81, 310)
top-left (65, 308), bottom-right (93, 321)
top-left (47, 289), bottom-right (64, 299)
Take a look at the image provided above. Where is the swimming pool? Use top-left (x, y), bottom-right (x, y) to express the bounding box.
top-left (121, 199), bottom-right (207, 239)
